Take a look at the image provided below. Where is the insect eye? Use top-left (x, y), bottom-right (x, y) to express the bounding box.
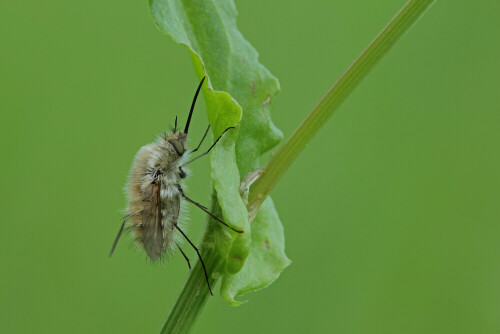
top-left (168, 139), bottom-right (185, 156)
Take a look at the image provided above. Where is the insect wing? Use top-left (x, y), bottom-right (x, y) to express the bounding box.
top-left (142, 178), bottom-right (164, 260)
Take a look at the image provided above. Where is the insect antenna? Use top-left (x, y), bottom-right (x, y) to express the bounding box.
top-left (174, 116), bottom-right (178, 133)
top-left (175, 224), bottom-right (214, 295)
top-left (184, 76), bottom-right (205, 135)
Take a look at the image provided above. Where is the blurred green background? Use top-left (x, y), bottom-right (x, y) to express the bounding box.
top-left (1, 0), bottom-right (499, 333)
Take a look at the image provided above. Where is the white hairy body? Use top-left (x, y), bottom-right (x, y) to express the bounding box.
top-left (125, 132), bottom-right (189, 261)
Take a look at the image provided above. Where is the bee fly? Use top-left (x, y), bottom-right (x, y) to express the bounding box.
top-left (109, 77), bottom-right (242, 295)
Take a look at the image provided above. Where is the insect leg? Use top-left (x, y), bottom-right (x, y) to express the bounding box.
top-left (176, 242), bottom-right (191, 270)
top-left (174, 224), bottom-right (214, 296)
top-left (177, 186), bottom-right (243, 233)
top-left (191, 125), bottom-right (210, 153)
top-left (109, 213), bottom-right (140, 257)
top-left (109, 220), bottom-right (126, 257)
top-left (179, 126), bottom-right (235, 168)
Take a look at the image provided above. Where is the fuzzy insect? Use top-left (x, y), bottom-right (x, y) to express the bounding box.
top-left (109, 77), bottom-right (242, 295)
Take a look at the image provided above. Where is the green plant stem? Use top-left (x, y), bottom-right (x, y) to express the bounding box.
top-left (248, 0), bottom-right (436, 217)
top-left (159, 247), bottom-right (219, 334)
top-left (160, 0), bottom-right (435, 332)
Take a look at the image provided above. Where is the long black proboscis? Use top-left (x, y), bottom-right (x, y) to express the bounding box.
top-left (184, 76), bottom-right (205, 134)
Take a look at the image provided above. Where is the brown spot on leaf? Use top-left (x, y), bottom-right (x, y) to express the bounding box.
top-left (264, 239), bottom-right (270, 250)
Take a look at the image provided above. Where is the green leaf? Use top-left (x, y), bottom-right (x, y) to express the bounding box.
top-left (209, 132), bottom-right (250, 275)
top-left (221, 197), bottom-right (291, 305)
top-left (150, 0), bottom-right (289, 303)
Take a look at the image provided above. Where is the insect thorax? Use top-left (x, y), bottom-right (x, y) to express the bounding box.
top-left (147, 132), bottom-right (189, 182)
